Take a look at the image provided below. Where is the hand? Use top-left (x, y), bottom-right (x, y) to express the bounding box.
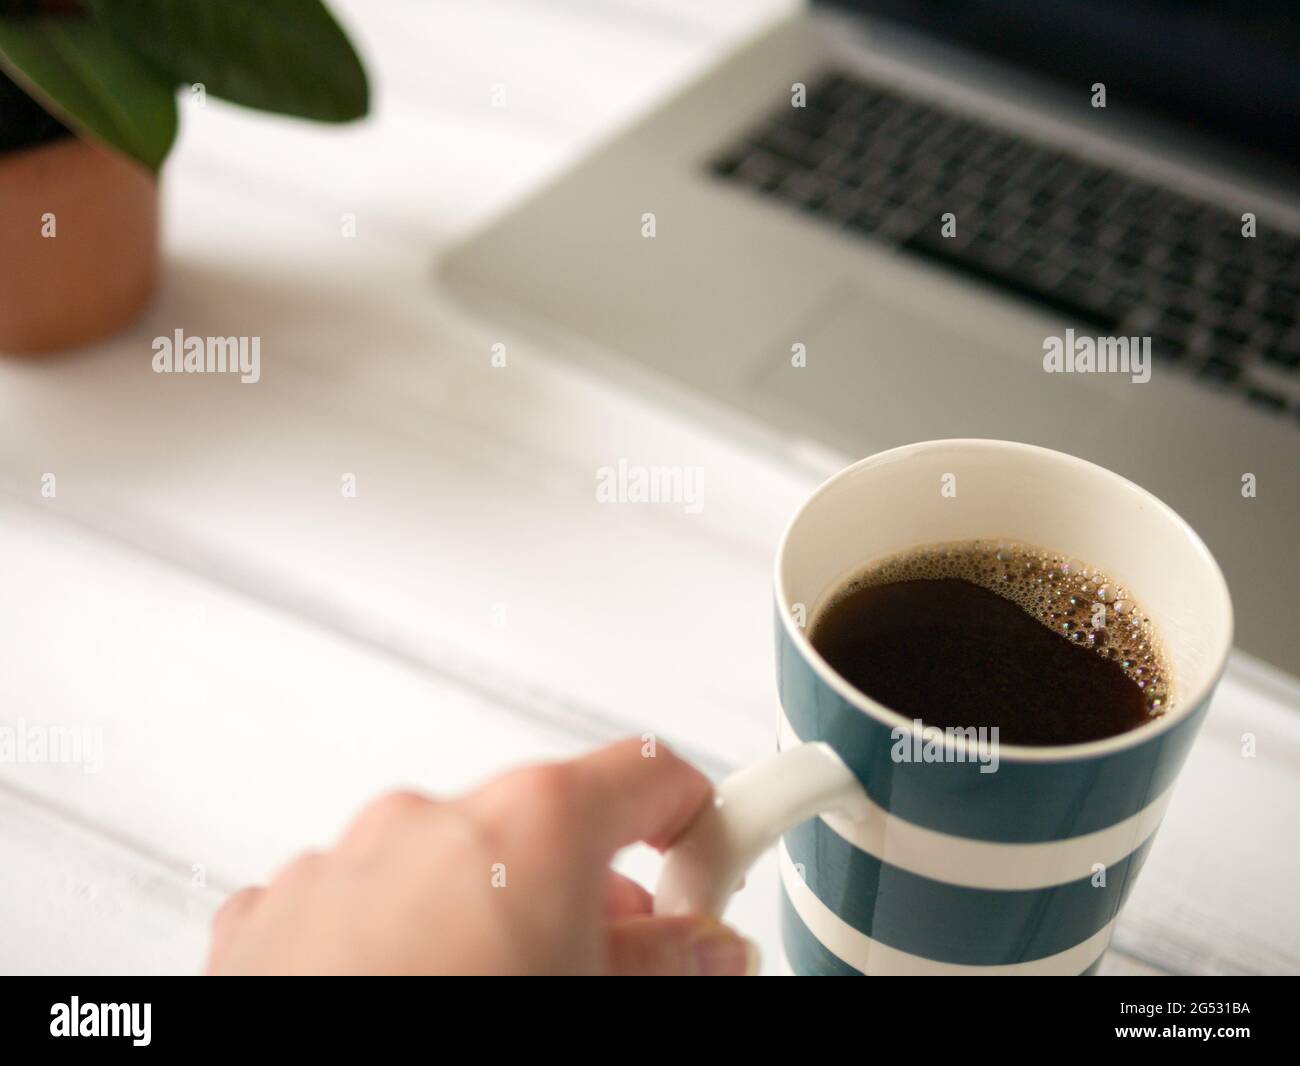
top-left (205, 738), bottom-right (759, 975)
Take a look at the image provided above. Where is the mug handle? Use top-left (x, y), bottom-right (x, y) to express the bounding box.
top-left (653, 741), bottom-right (865, 917)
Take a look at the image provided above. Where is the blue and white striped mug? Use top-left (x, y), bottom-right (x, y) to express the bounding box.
top-left (656, 439), bottom-right (1232, 975)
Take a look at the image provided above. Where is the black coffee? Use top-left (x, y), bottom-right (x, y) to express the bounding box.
top-left (808, 541), bottom-right (1171, 746)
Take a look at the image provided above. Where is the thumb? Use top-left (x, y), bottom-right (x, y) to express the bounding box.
top-left (606, 915), bottom-right (760, 976)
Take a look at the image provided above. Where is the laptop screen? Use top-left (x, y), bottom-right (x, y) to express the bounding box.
top-left (827, 1), bottom-right (1300, 179)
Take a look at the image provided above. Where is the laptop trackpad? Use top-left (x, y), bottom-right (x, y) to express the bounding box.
top-left (747, 285), bottom-right (1134, 450)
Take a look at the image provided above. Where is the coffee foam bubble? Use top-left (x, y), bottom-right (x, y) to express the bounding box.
top-left (821, 540), bottom-right (1173, 716)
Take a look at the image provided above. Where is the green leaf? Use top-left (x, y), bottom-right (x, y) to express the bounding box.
top-left (0, 17), bottom-right (177, 170)
top-left (86, 0), bottom-right (369, 123)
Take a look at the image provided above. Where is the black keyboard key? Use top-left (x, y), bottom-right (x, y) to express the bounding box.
top-left (730, 151), bottom-right (785, 192)
top-left (1246, 388), bottom-right (1288, 411)
top-left (751, 124), bottom-right (815, 163)
top-left (1199, 358), bottom-right (1242, 384)
top-left (1212, 323), bottom-right (1253, 351)
top-left (1151, 334), bottom-right (1189, 361)
top-left (1265, 332), bottom-right (1300, 369)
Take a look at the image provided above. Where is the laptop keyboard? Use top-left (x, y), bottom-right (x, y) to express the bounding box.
top-left (710, 72), bottom-right (1300, 419)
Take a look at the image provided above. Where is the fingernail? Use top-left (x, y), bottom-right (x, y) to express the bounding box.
top-left (691, 927), bottom-right (762, 976)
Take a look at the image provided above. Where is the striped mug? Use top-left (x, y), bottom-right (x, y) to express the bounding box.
top-left (656, 439), bottom-right (1232, 975)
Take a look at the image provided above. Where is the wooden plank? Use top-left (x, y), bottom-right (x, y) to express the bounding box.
top-left (1097, 950), bottom-right (1168, 977)
top-left (1111, 654), bottom-right (1300, 976)
top-left (0, 499), bottom-right (599, 889)
top-left (0, 787), bottom-right (217, 976)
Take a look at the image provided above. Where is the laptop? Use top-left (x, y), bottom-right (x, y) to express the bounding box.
top-left (442, 1), bottom-right (1300, 674)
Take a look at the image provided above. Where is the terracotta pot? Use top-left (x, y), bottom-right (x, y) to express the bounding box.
top-left (0, 135), bottom-right (158, 353)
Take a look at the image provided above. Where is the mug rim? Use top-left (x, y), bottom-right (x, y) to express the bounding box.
top-left (774, 438), bottom-right (1235, 764)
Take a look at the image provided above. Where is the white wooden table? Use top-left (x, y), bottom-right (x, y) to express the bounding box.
top-left (1, 0), bottom-right (1297, 976)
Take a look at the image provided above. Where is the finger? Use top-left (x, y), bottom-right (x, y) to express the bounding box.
top-left (566, 738), bottom-right (713, 855)
top-left (213, 886), bottom-right (263, 938)
top-left (606, 871), bottom-right (653, 917)
top-left (205, 887), bottom-right (263, 974)
top-left (465, 739), bottom-right (712, 866)
top-left (337, 789), bottom-right (438, 857)
top-left (606, 915), bottom-right (760, 976)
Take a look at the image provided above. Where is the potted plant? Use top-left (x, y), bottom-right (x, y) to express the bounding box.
top-left (0, 0), bottom-right (368, 352)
